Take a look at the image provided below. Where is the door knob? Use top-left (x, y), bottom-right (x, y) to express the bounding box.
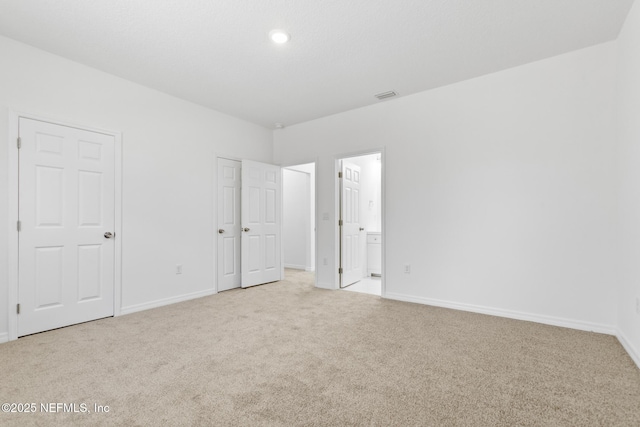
top-left (243, 227), bottom-right (250, 232)
top-left (218, 229), bottom-right (225, 234)
top-left (359, 227), bottom-right (365, 231)
top-left (104, 232), bottom-right (114, 239)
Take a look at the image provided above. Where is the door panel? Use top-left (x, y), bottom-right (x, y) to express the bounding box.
top-left (19, 118), bottom-right (115, 336)
top-left (217, 158), bottom-right (241, 292)
top-left (78, 171), bottom-right (103, 225)
top-left (340, 161), bottom-right (362, 287)
top-left (241, 160), bottom-right (282, 288)
top-left (35, 246), bottom-right (64, 309)
top-left (77, 244), bottom-right (102, 301)
top-left (248, 235), bottom-right (261, 272)
top-left (36, 166), bottom-right (64, 226)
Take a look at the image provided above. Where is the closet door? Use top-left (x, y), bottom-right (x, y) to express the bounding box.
top-left (241, 160), bottom-right (282, 287)
top-left (216, 158), bottom-right (241, 291)
top-left (18, 117), bottom-right (115, 336)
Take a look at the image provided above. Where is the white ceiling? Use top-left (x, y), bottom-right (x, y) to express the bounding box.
top-left (0, 0), bottom-right (634, 128)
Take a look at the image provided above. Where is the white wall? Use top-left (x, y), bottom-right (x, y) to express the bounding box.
top-left (616, 0), bottom-right (640, 366)
top-left (274, 42), bottom-right (618, 332)
top-left (283, 169), bottom-right (310, 270)
top-left (0, 36), bottom-right (272, 341)
top-left (283, 163), bottom-right (315, 271)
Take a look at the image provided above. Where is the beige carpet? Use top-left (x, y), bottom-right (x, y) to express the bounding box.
top-left (1, 269), bottom-right (639, 426)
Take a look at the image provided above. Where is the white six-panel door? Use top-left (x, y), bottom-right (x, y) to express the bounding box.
top-left (217, 158), bottom-right (241, 291)
top-left (241, 160), bottom-right (282, 288)
top-left (18, 118), bottom-right (115, 337)
top-left (340, 162), bottom-right (362, 287)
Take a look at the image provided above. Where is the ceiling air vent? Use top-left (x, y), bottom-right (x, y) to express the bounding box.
top-left (374, 91), bottom-right (397, 100)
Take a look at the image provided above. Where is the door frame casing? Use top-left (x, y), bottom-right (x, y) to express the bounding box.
top-left (334, 148), bottom-right (386, 296)
top-left (7, 110), bottom-right (123, 341)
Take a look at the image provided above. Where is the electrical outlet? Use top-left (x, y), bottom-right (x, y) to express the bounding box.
top-left (323, 257), bottom-right (328, 266)
top-left (176, 264), bottom-right (183, 275)
top-left (404, 264), bottom-right (411, 274)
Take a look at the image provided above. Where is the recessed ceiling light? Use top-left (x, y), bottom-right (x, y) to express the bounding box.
top-left (269, 29), bottom-right (290, 44)
top-left (274, 122), bottom-right (285, 129)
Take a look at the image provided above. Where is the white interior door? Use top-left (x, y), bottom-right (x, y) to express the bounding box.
top-left (241, 160), bottom-right (282, 288)
top-left (217, 158), bottom-right (241, 292)
top-left (340, 161), bottom-right (362, 287)
top-left (18, 118), bottom-right (115, 337)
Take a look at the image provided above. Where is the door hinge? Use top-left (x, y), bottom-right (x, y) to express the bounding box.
top-left (17, 137), bottom-right (21, 149)
top-left (339, 219), bottom-right (343, 226)
top-left (339, 267), bottom-right (343, 274)
top-left (17, 304), bottom-right (20, 314)
top-left (17, 220), bottom-right (21, 232)
top-left (338, 171), bottom-right (342, 178)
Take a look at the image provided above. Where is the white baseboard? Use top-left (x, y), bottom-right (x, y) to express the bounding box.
top-left (119, 288), bottom-right (216, 316)
top-left (284, 263), bottom-right (307, 270)
top-left (305, 267), bottom-right (316, 272)
top-left (384, 292), bottom-right (617, 335)
top-left (617, 331), bottom-right (640, 369)
top-left (0, 332), bottom-right (8, 344)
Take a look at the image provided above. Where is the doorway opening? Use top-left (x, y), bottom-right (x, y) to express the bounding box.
top-left (338, 152), bottom-right (383, 296)
top-left (282, 162), bottom-right (316, 287)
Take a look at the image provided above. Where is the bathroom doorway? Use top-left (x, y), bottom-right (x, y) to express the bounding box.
top-left (338, 152), bottom-right (383, 296)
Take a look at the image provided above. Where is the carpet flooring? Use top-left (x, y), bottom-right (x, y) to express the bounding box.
top-left (1, 269), bottom-right (639, 426)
